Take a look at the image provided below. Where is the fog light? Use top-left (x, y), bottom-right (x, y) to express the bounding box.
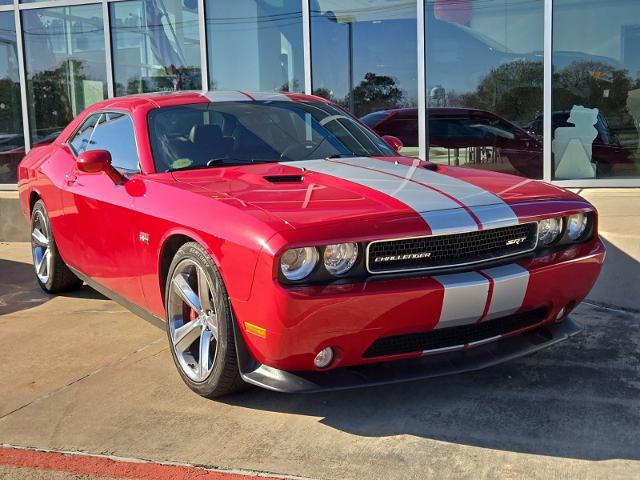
top-left (555, 307), bottom-right (566, 322)
top-left (314, 347), bottom-right (334, 368)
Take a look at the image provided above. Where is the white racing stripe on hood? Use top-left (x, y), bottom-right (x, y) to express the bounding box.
top-left (336, 157), bottom-right (519, 229)
top-left (280, 159), bottom-right (478, 234)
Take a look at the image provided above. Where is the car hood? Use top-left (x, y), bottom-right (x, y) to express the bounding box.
top-left (171, 157), bottom-right (576, 233)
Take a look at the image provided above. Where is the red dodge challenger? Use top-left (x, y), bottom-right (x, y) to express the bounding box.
top-left (18, 91), bottom-right (605, 398)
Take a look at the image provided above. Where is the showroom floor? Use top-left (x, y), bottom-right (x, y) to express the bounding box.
top-left (1, 242), bottom-right (639, 480)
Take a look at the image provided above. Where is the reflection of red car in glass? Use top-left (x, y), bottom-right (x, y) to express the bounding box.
top-left (362, 108), bottom-right (637, 179)
top-left (362, 107), bottom-right (543, 177)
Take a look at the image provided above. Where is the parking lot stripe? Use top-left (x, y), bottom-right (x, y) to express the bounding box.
top-left (0, 446), bottom-right (285, 480)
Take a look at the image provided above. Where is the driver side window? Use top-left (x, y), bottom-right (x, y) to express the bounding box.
top-left (69, 113), bottom-right (102, 155)
top-left (89, 113), bottom-right (141, 173)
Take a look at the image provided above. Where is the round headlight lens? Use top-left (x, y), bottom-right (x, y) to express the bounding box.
top-left (567, 213), bottom-right (588, 241)
top-left (280, 247), bottom-right (319, 280)
top-left (323, 243), bottom-right (358, 276)
top-left (538, 217), bottom-right (563, 245)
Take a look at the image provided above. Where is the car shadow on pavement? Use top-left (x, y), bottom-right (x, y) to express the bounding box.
top-left (222, 303), bottom-right (640, 462)
top-left (0, 258), bottom-right (105, 316)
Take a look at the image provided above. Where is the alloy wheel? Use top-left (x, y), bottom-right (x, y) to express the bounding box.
top-left (31, 210), bottom-right (51, 285)
top-left (167, 259), bottom-right (219, 382)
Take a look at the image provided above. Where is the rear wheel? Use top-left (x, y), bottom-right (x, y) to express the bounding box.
top-left (30, 200), bottom-right (82, 293)
top-left (165, 242), bottom-right (245, 398)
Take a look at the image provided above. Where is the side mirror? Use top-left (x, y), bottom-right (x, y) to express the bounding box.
top-left (382, 135), bottom-right (404, 153)
top-left (77, 150), bottom-right (126, 185)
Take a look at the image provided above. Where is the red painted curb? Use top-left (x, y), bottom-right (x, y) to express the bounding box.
top-left (0, 446), bottom-right (280, 480)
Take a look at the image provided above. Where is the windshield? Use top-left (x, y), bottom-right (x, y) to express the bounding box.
top-left (148, 101), bottom-right (396, 172)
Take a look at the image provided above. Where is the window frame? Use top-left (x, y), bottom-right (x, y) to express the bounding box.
top-left (65, 109), bottom-right (142, 175)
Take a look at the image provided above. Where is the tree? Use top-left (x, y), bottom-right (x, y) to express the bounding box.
top-left (448, 60), bottom-right (543, 125)
top-left (351, 72), bottom-right (405, 117)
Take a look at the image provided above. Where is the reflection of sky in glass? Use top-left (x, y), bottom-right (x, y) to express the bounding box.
top-left (425, 0), bottom-right (543, 96)
top-left (554, 0), bottom-right (640, 79)
top-left (111, 0), bottom-right (201, 95)
top-left (206, 0), bottom-right (304, 92)
top-left (312, 0), bottom-right (417, 112)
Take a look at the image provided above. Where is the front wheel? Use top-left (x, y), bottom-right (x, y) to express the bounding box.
top-left (30, 200), bottom-right (82, 293)
top-left (165, 242), bottom-right (245, 398)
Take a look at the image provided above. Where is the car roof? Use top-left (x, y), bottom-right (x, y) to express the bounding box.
top-left (85, 90), bottom-right (332, 112)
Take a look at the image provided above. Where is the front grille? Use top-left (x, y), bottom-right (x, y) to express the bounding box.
top-left (367, 223), bottom-right (537, 274)
top-left (363, 308), bottom-right (548, 358)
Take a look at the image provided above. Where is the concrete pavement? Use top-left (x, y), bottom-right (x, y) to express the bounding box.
top-left (1, 242), bottom-right (639, 479)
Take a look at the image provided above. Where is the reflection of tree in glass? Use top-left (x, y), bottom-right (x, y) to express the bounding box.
top-left (31, 59), bottom-right (87, 138)
top-left (352, 72), bottom-right (405, 117)
top-left (312, 87), bottom-right (342, 106)
top-left (553, 60), bottom-right (638, 151)
top-left (0, 78), bottom-right (21, 138)
top-left (279, 80), bottom-right (300, 93)
top-left (123, 66), bottom-right (202, 95)
top-left (447, 60), bottom-right (543, 126)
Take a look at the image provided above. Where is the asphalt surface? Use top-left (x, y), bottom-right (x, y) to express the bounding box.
top-left (0, 242), bottom-right (639, 479)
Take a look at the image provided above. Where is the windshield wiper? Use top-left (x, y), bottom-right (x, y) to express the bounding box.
top-left (166, 159), bottom-right (277, 172)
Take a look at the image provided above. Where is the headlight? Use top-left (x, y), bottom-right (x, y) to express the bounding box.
top-left (567, 213), bottom-right (588, 241)
top-left (323, 243), bottom-right (358, 276)
top-left (280, 247), bottom-right (318, 280)
top-left (538, 217), bottom-right (563, 245)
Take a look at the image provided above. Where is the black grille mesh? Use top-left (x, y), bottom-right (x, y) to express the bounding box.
top-left (367, 223), bottom-right (537, 273)
top-left (363, 308), bottom-right (548, 358)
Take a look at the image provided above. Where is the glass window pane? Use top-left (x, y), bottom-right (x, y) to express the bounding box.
top-left (68, 112), bottom-right (102, 155)
top-left (148, 102), bottom-right (394, 172)
top-left (311, 0), bottom-right (418, 155)
top-left (0, 12), bottom-right (23, 184)
top-left (22, 5), bottom-right (107, 146)
top-left (206, 0), bottom-right (303, 93)
top-left (425, 0), bottom-right (544, 179)
top-left (111, 0), bottom-right (201, 96)
top-left (552, 0), bottom-right (640, 180)
top-left (89, 113), bottom-right (140, 172)
top-left (0, 0), bottom-right (13, 6)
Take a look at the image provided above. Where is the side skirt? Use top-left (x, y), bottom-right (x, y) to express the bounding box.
top-left (69, 267), bottom-right (165, 329)
top-left (69, 267), bottom-right (259, 375)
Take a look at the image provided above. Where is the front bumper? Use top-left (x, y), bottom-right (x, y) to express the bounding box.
top-left (238, 318), bottom-right (582, 393)
top-left (231, 238), bottom-right (605, 372)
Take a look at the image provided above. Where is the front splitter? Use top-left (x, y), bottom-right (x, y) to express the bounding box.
top-left (239, 318), bottom-right (582, 393)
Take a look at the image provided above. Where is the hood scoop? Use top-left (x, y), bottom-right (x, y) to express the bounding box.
top-left (264, 174), bottom-right (304, 183)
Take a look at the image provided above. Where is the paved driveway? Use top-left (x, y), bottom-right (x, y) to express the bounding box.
top-left (1, 242), bottom-right (639, 479)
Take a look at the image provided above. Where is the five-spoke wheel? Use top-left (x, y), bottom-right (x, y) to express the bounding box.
top-left (30, 200), bottom-right (82, 293)
top-left (168, 259), bottom-right (220, 382)
top-left (31, 208), bottom-right (51, 285)
top-left (165, 242), bottom-right (244, 397)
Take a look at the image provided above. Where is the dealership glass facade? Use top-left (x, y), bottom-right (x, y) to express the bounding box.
top-left (206, 0), bottom-right (304, 92)
top-left (22, 5), bottom-right (107, 144)
top-left (0, 0), bottom-right (639, 186)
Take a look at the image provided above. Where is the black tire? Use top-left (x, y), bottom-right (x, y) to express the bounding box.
top-left (164, 242), bottom-right (245, 398)
top-left (30, 200), bottom-right (82, 293)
